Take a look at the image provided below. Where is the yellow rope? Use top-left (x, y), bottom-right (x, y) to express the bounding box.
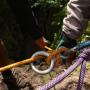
top-left (0, 46), bottom-right (68, 72)
top-left (0, 56), bottom-right (42, 72)
top-left (45, 46), bottom-right (52, 51)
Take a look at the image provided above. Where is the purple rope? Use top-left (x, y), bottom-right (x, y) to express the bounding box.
top-left (38, 58), bottom-right (83, 90)
top-left (37, 48), bottom-right (90, 90)
top-left (77, 60), bottom-right (86, 90)
top-left (76, 48), bottom-right (90, 90)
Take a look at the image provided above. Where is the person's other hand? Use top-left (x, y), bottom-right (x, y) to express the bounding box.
top-left (35, 36), bottom-right (49, 50)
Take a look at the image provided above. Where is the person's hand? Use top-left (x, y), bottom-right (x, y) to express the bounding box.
top-left (58, 32), bottom-right (77, 65)
top-left (35, 36), bottom-right (49, 50)
top-left (57, 32), bottom-right (77, 48)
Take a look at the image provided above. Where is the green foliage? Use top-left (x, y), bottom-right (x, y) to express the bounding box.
top-left (30, 0), bottom-right (68, 48)
top-left (31, 0), bottom-right (90, 49)
top-left (31, 0), bottom-right (68, 7)
top-left (78, 21), bottom-right (90, 43)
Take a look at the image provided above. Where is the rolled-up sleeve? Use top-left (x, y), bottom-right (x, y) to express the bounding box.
top-left (62, 0), bottom-right (90, 39)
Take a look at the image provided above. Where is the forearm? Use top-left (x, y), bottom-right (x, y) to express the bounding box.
top-left (62, 0), bottom-right (90, 39)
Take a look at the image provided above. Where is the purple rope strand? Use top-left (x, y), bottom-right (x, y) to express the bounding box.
top-left (38, 58), bottom-right (84, 90)
top-left (76, 48), bottom-right (90, 90)
top-left (77, 60), bottom-right (86, 90)
top-left (37, 48), bottom-right (90, 90)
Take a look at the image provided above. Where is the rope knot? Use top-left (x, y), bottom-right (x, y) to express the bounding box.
top-left (79, 48), bottom-right (90, 61)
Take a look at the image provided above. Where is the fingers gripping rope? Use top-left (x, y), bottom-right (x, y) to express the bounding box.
top-left (37, 48), bottom-right (90, 90)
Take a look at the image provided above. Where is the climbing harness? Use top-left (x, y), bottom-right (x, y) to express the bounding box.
top-left (37, 48), bottom-right (90, 90)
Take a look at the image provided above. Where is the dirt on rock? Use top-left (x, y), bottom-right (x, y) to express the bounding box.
top-left (1, 61), bottom-right (89, 90)
top-left (0, 61), bottom-right (90, 90)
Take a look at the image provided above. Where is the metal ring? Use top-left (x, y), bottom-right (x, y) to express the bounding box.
top-left (30, 51), bottom-right (56, 74)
